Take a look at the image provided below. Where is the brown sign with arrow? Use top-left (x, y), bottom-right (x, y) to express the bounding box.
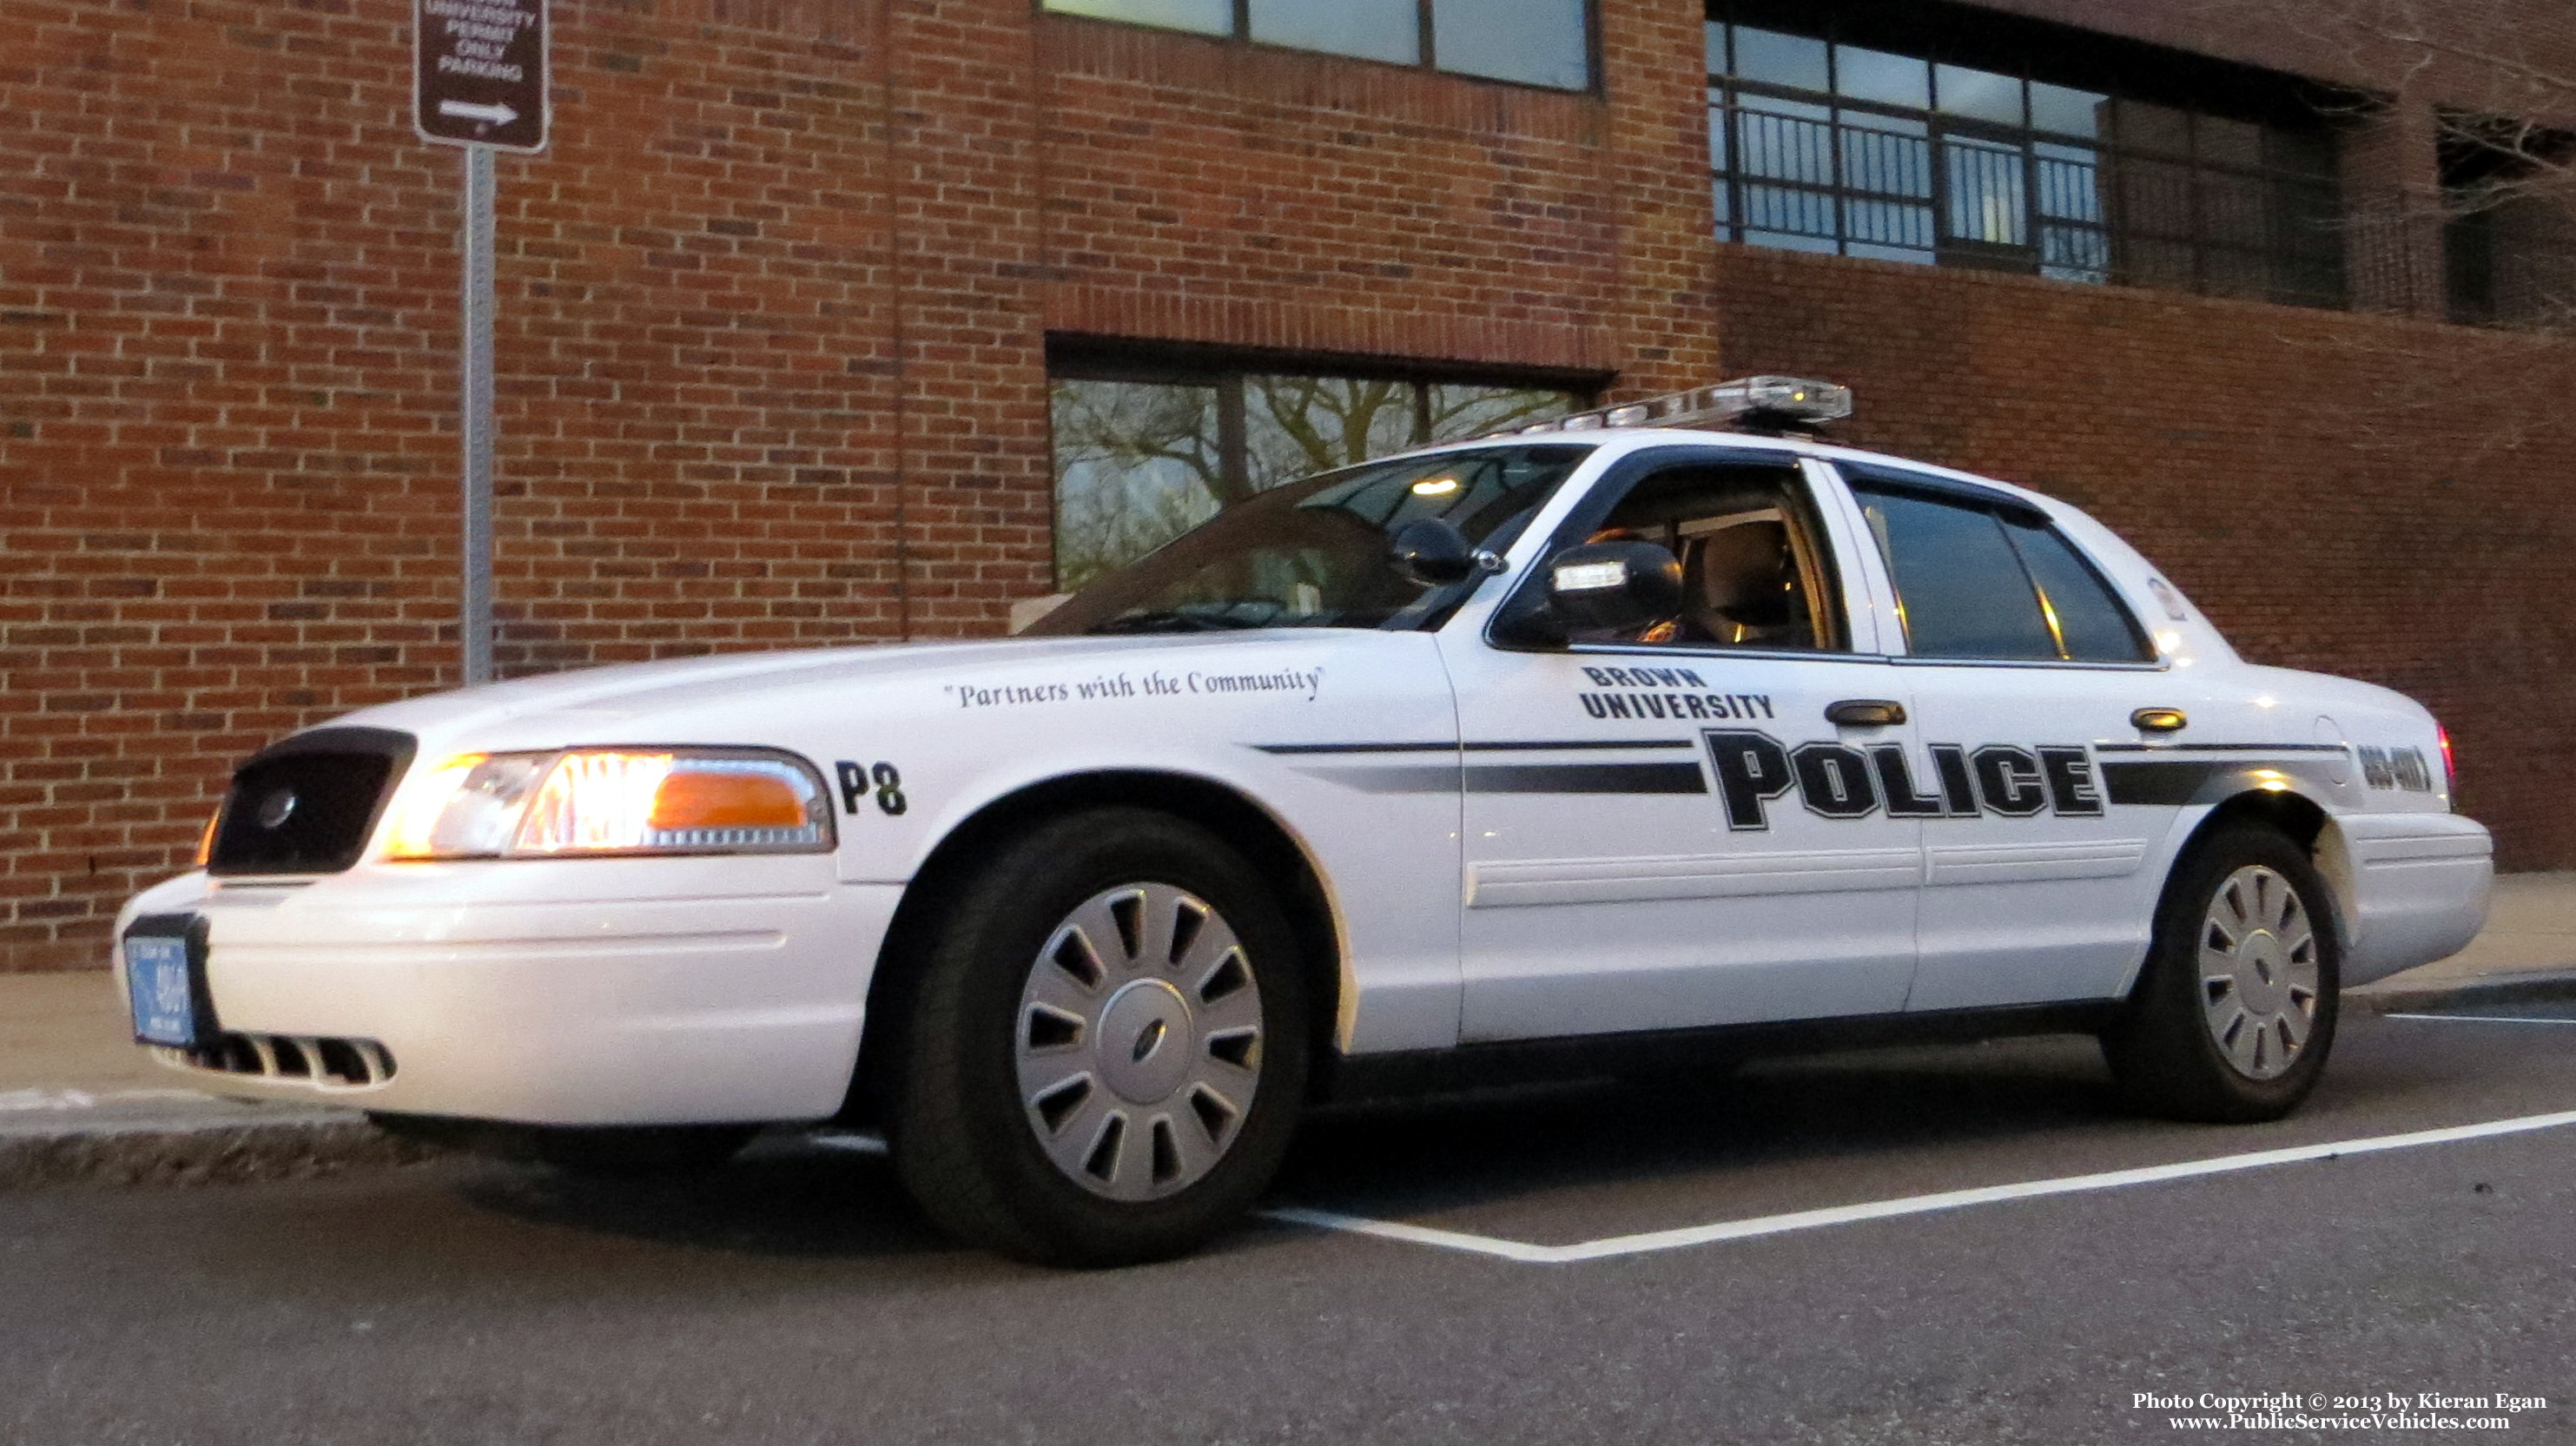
top-left (414, 0), bottom-right (548, 152)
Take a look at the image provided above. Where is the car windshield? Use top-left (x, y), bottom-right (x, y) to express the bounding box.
top-left (1030, 446), bottom-right (1594, 636)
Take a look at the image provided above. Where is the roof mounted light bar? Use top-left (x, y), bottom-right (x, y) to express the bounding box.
top-left (1499, 375), bottom-right (1853, 439)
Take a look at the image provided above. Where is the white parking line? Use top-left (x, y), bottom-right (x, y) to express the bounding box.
top-left (2385, 1013), bottom-right (2576, 1026)
top-left (1261, 1106), bottom-right (2576, 1265)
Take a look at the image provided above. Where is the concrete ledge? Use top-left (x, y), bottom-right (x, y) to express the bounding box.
top-left (2351, 967), bottom-right (2576, 1017)
top-left (0, 1104), bottom-right (443, 1192)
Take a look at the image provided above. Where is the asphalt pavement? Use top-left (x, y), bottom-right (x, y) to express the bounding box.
top-left (7, 1004), bottom-right (2573, 1445)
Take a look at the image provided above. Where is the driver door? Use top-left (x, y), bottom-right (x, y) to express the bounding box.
top-left (1437, 447), bottom-right (1924, 1043)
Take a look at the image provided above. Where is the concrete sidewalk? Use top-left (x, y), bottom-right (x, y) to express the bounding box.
top-left (5, 872), bottom-right (2573, 1187)
top-left (1, 969), bottom-right (430, 1187)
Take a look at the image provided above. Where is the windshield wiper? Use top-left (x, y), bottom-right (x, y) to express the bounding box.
top-left (1087, 609), bottom-right (1272, 635)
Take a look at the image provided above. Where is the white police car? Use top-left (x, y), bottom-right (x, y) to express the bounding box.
top-left (116, 378), bottom-right (2492, 1264)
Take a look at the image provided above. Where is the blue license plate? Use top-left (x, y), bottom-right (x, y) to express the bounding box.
top-left (124, 929), bottom-right (199, 1047)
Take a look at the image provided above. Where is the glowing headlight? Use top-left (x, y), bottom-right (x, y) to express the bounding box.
top-left (381, 748), bottom-right (834, 860)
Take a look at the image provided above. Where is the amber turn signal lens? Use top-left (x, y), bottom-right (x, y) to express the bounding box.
top-left (194, 809), bottom-right (221, 868)
top-left (648, 770), bottom-right (808, 831)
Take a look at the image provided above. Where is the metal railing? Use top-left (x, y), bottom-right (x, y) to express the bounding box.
top-left (1713, 93), bottom-right (2345, 308)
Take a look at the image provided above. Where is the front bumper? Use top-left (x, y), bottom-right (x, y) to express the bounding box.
top-left (115, 857), bottom-right (904, 1126)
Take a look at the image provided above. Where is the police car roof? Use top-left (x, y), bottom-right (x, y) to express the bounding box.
top-left (1405, 426), bottom-right (2062, 518)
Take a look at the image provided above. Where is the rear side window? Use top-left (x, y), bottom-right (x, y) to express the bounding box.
top-left (1854, 482), bottom-right (2150, 664)
top-left (2002, 515), bottom-right (2153, 662)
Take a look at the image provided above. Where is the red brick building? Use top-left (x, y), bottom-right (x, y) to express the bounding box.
top-left (6, 0), bottom-right (2574, 970)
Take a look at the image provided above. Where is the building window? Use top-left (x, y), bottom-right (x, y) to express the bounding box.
top-left (2441, 118), bottom-right (2576, 327)
top-left (1050, 362), bottom-right (1584, 590)
top-left (1041, 0), bottom-right (1592, 92)
top-left (1707, 15), bottom-right (2344, 307)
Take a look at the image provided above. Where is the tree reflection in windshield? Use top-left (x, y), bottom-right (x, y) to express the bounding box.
top-left (1029, 446), bottom-right (1594, 637)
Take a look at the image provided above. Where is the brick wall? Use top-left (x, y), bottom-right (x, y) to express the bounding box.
top-left (3, 0), bottom-right (926, 968)
top-left (1713, 244), bottom-right (2576, 868)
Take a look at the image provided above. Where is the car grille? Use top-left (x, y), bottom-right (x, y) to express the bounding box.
top-left (156, 1033), bottom-right (397, 1089)
top-left (208, 727), bottom-right (415, 876)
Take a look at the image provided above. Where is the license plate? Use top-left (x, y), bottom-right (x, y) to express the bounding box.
top-left (123, 921), bottom-right (204, 1048)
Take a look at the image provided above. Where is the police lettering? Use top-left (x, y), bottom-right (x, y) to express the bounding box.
top-left (1792, 743), bottom-right (1879, 818)
top-left (1707, 730), bottom-right (2115, 830)
top-left (1706, 730), bottom-right (1793, 832)
top-left (1971, 745), bottom-right (2049, 817)
top-left (1871, 744), bottom-right (1946, 818)
top-left (2036, 745), bottom-right (2104, 816)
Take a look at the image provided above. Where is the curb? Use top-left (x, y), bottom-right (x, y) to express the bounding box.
top-left (0, 1106), bottom-right (444, 1192)
top-left (2351, 967), bottom-right (2576, 1017)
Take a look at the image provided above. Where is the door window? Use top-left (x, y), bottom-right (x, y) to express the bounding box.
top-left (1571, 461), bottom-right (1846, 651)
top-left (1853, 481), bottom-right (2150, 663)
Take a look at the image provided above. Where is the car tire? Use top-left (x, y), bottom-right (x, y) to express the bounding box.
top-left (2102, 823), bottom-right (2341, 1123)
top-left (885, 808), bottom-right (1311, 1266)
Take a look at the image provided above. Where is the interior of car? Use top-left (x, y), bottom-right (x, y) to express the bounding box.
top-left (1582, 464), bottom-right (1839, 650)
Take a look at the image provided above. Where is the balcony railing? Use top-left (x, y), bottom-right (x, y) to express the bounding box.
top-left (1713, 94), bottom-right (2345, 309)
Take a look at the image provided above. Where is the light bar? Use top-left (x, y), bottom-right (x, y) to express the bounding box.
top-left (1497, 375), bottom-right (1853, 438)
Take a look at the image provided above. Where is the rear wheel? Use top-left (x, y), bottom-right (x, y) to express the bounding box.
top-left (2103, 824), bottom-right (2340, 1122)
top-left (886, 809), bottom-right (1310, 1265)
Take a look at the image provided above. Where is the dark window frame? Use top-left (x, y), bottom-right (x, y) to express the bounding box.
top-left (1707, 10), bottom-right (2348, 309)
top-left (1036, 0), bottom-right (1602, 96)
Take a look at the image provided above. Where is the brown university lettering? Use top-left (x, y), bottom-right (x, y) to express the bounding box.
top-left (1577, 666), bottom-right (1774, 723)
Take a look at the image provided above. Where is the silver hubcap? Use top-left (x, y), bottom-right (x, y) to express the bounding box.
top-left (2199, 864), bottom-right (2321, 1080)
top-left (1014, 882), bottom-right (1264, 1201)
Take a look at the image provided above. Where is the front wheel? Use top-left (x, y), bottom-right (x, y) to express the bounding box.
top-left (886, 809), bottom-right (1310, 1266)
top-left (2102, 824), bottom-right (2341, 1123)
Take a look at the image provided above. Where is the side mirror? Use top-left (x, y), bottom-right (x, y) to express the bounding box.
top-left (1389, 518), bottom-right (1503, 588)
top-left (1540, 541), bottom-right (1684, 637)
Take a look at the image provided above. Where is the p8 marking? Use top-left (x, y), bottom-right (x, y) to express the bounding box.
top-left (1706, 730), bottom-right (2104, 832)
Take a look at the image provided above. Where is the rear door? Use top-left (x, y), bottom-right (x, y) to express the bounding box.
top-left (1834, 463), bottom-right (2188, 1010)
top-left (1438, 446), bottom-right (1924, 1042)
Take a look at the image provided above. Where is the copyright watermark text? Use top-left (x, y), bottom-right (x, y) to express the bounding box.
top-left (2134, 1391), bottom-right (2549, 1432)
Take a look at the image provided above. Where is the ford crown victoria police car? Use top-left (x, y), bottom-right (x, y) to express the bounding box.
top-left (116, 379), bottom-right (2492, 1264)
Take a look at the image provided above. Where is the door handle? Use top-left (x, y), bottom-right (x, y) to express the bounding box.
top-left (1826, 698), bottom-right (1906, 728)
top-left (2131, 707), bottom-right (2189, 733)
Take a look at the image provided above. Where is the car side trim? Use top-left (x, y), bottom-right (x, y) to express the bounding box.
top-left (1468, 845), bottom-right (1920, 908)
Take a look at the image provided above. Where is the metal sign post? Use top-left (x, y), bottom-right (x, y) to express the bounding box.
top-left (459, 148), bottom-right (497, 684)
top-left (413, 0), bottom-right (547, 685)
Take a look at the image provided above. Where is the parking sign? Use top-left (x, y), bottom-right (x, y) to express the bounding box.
top-left (414, 0), bottom-right (548, 152)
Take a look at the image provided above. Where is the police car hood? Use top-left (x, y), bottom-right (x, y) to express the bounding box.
top-left (317, 632), bottom-right (1331, 753)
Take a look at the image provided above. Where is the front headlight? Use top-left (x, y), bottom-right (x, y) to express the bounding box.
top-left (381, 748), bottom-right (835, 860)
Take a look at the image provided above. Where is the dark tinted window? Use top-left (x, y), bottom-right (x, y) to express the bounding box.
top-left (1857, 487), bottom-right (2057, 660)
top-left (2003, 516), bottom-right (2152, 662)
top-left (1858, 482), bottom-right (2151, 664)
